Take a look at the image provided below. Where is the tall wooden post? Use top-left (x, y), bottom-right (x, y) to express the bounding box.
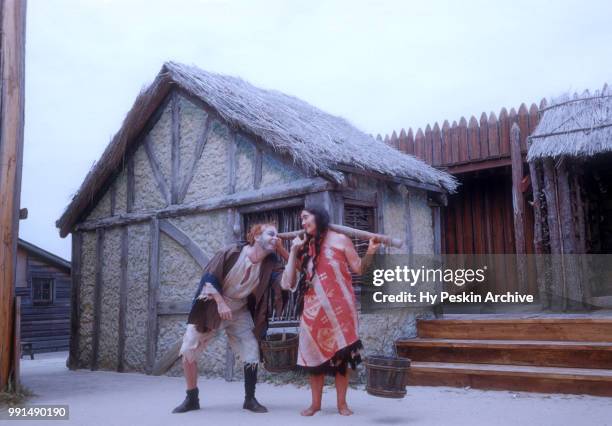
top-left (572, 164), bottom-right (591, 304)
top-left (430, 198), bottom-right (443, 318)
top-left (542, 158), bottom-right (565, 310)
top-left (68, 232), bottom-right (83, 369)
top-left (399, 185), bottom-right (413, 254)
top-left (146, 218), bottom-right (160, 374)
top-left (0, 0), bottom-right (27, 390)
top-left (527, 153), bottom-right (550, 308)
top-left (556, 158), bottom-right (584, 310)
top-left (510, 123), bottom-right (527, 293)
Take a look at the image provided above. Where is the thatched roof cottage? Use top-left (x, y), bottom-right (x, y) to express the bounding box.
top-left (527, 84), bottom-right (612, 310)
top-left (57, 62), bottom-right (455, 376)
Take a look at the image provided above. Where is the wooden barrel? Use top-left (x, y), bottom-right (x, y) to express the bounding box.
top-left (260, 333), bottom-right (298, 373)
top-left (365, 355), bottom-right (411, 398)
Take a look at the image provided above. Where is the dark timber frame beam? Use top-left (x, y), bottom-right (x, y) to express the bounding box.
top-left (376, 181), bottom-right (385, 235)
top-left (253, 147), bottom-right (263, 190)
top-left (170, 93), bottom-right (181, 204)
top-left (144, 136), bottom-right (171, 205)
top-left (146, 218), bottom-right (161, 374)
top-left (91, 229), bottom-right (104, 370)
top-left (399, 186), bottom-right (413, 254)
top-left (68, 232), bottom-right (82, 369)
top-left (74, 178), bottom-right (334, 233)
top-left (336, 164), bottom-right (446, 194)
top-left (227, 130), bottom-right (237, 195)
top-left (159, 219), bottom-right (210, 268)
top-left (178, 115), bottom-right (213, 203)
top-left (117, 226), bottom-right (128, 372)
top-left (110, 184), bottom-right (116, 216)
top-left (127, 156), bottom-right (135, 213)
top-left (237, 196), bottom-right (303, 214)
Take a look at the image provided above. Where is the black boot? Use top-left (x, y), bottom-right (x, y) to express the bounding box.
top-left (243, 363), bottom-right (267, 413)
top-left (172, 387), bottom-right (200, 413)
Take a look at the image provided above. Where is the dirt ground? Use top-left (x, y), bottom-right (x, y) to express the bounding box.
top-left (2, 351), bottom-right (611, 426)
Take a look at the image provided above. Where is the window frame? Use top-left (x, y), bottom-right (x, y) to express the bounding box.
top-left (31, 275), bottom-right (55, 305)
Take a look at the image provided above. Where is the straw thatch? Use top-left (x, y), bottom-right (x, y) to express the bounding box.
top-left (56, 62), bottom-right (456, 237)
top-left (528, 84), bottom-right (612, 161)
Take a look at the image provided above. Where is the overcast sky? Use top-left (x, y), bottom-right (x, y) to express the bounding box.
top-left (21, 0), bottom-right (612, 260)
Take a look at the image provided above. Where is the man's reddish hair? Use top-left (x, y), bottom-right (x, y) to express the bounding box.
top-left (246, 222), bottom-right (277, 245)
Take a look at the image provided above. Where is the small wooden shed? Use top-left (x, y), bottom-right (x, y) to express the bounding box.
top-left (14, 239), bottom-right (71, 354)
top-left (56, 62), bottom-right (456, 375)
top-left (527, 84), bottom-right (612, 310)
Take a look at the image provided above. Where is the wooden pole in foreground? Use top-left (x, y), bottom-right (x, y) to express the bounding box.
top-left (527, 153), bottom-right (550, 309)
top-left (510, 123), bottom-right (527, 293)
top-left (0, 0), bottom-right (27, 390)
top-left (278, 223), bottom-right (404, 249)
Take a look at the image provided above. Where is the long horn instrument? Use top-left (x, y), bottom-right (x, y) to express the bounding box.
top-left (278, 223), bottom-right (403, 248)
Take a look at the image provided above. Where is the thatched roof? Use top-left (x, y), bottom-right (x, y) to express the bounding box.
top-left (56, 62), bottom-right (456, 237)
top-left (528, 84), bottom-right (612, 161)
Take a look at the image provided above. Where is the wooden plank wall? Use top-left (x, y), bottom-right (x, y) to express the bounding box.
top-left (14, 256), bottom-right (72, 354)
top-left (442, 172), bottom-right (537, 295)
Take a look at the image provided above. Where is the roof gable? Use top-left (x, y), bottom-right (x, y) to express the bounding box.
top-left (57, 62), bottom-right (456, 237)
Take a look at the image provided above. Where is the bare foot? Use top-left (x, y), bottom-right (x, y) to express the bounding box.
top-left (337, 404), bottom-right (353, 416)
top-left (300, 406), bottom-right (321, 416)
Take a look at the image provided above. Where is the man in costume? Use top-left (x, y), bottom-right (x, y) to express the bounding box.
top-left (172, 223), bottom-right (287, 414)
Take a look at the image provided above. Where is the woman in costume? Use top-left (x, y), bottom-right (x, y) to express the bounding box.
top-left (281, 205), bottom-right (379, 416)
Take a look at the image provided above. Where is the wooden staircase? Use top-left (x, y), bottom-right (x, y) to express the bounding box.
top-left (395, 317), bottom-right (612, 397)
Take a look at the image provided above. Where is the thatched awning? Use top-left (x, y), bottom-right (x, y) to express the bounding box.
top-left (528, 84), bottom-right (612, 161)
top-left (56, 62), bottom-right (456, 237)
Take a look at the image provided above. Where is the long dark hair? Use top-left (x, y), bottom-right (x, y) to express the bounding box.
top-left (299, 205), bottom-right (330, 274)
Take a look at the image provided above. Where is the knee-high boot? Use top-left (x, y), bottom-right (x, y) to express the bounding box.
top-left (243, 363), bottom-right (267, 413)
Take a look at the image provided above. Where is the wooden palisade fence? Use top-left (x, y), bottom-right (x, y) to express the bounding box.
top-left (381, 100), bottom-right (548, 299)
top-left (380, 101), bottom-right (546, 173)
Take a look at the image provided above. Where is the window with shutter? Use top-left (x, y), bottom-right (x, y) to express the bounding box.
top-left (32, 277), bottom-right (54, 305)
top-left (343, 204), bottom-right (376, 295)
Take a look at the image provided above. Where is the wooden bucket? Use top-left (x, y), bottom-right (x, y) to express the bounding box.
top-left (365, 355), bottom-right (411, 398)
top-left (261, 333), bottom-right (298, 373)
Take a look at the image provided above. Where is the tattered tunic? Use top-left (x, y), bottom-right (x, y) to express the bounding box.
top-left (199, 246), bottom-right (263, 312)
top-left (187, 243), bottom-right (283, 341)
